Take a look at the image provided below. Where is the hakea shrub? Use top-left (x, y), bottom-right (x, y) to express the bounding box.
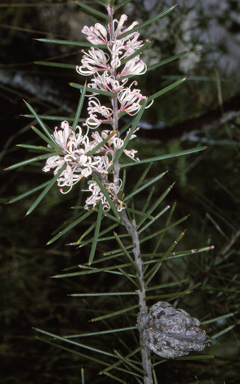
top-left (43, 11), bottom-right (151, 211)
top-left (5, 3), bottom-right (221, 384)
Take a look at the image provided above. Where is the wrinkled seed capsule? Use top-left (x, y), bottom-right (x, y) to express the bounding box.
top-left (140, 301), bottom-right (209, 359)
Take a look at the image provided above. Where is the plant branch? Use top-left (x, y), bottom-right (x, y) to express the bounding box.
top-left (120, 210), bottom-right (153, 384)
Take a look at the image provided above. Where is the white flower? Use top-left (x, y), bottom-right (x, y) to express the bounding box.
top-left (42, 121), bottom-right (113, 194)
top-left (43, 155), bottom-right (65, 173)
top-left (84, 178), bottom-right (126, 212)
top-left (118, 56), bottom-right (147, 77)
top-left (118, 82), bottom-right (146, 116)
top-left (79, 16), bottom-right (146, 79)
top-left (76, 48), bottom-right (110, 76)
top-left (82, 23), bottom-right (108, 45)
top-left (85, 97), bottom-right (113, 129)
top-left (88, 71), bottom-right (126, 94)
top-left (112, 14), bottom-right (139, 40)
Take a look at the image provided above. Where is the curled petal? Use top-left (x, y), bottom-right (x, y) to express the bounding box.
top-left (77, 48), bottom-right (110, 76)
top-left (119, 56), bottom-right (147, 77)
top-left (82, 23), bottom-right (108, 45)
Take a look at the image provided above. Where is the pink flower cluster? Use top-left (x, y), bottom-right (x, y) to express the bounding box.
top-left (77, 14), bottom-right (151, 129)
top-left (43, 13), bottom-right (151, 211)
top-left (43, 121), bottom-right (138, 206)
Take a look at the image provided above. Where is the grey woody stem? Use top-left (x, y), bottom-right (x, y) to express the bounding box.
top-left (107, 5), bottom-right (153, 382)
top-left (120, 211), bottom-right (153, 384)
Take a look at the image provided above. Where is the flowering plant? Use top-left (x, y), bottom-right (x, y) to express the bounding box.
top-left (5, 1), bottom-right (223, 383)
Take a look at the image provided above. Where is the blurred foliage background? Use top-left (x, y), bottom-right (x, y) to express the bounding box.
top-left (1, 0), bottom-right (240, 383)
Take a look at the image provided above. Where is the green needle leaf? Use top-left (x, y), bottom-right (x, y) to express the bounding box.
top-left (34, 61), bottom-right (76, 69)
top-left (210, 323), bottom-right (238, 340)
top-left (74, 1), bottom-right (111, 22)
top-left (153, 202), bottom-right (176, 253)
top-left (35, 38), bottom-right (105, 49)
top-left (72, 82), bottom-right (87, 131)
top-left (125, 207), bottom-right (154, 220)
top-left (128, 162), bottom-right (152, 198)
top-left (7, 181), bottom-right (50, 204)
top-left (138, 183), bottom-right (174, 228)
top-left (146, 230), bottom-right (186, 285)
top-left (26, 163), bottom-right (67, 216)
top-left (31, 126), bottom-right (59, 150)
top-left (99, 347), bottom-right (141, 375)
top-left (139, 205), bottom-right (170, 234)
top-left (91, 172), bottom-right (121, 221)
top-left (125, 171), bottom-right (167, 202)
top-left (114, 350), bottom-right (145, 375)
top-left (4, 152), bottom-right (54, 171)
top-left (108, 98), bottom-right (148, 173)
top-left (16, 144), bottom-right (56, 153)
top-left (141, 215), bottom-right (188, 245)
top-left (147, 51), bottom-right (188, 72)
top-left (117, 5), bottom-right (177, 39)
top-left (23, 100), bottom-right (54, 143)
top-left (201, 312), bottom-right (237, 325)
top-left (35, 336), bottom-right (109, 366)
top-left (88, 202), bottom-right (103, 265)
top-left (114, 232), bottom-right (140, 275)
top-left (115, 0), bottom-right (133, 11)
top-left (122, 146), bottom-right (207, 167)
top-left (23, 114), bottom-right (85, 123)
top-left (206, 212), bottom-right (230, 241)
top-left (89, 304), bottom-right (139, 322)
top-left (176, 355), bottom-right (214, 361)
top-left (120, 40), bottom-right (152, 66)
top-left (148, 77), bottom-right (188, 102)
top-left (92, 0), bottom-right (108, 7)
top-left (47, 210), bottom-right (93, 245)
top-left (64, 326), bottom-right (136, 339)
top-left (70, 82), bottom-right (117, 98)
top-left (77, 221), bottom-right (96, 244)
top-left (103, 372), bottom-right (129, 383)
top-left (34, 328), bottom-right (116, 358)
top-left (70, 292), bottom-right (137, 297)
top-left (87, 130), bottom-right (117, 156)
top-left (117, 267), bottom-right (139, 289)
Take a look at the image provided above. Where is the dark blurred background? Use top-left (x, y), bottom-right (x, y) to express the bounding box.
top-left (1, 0), bottom-right (240, 383)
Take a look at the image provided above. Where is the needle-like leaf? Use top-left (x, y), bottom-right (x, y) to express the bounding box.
top-left (117, 5), bottom-right (176, 39)
top-left (147, 51), bottom-right (188, 72)
top-left (34, 61), bottom-right (76, 69)
top-left (148, 77), bottom-right (188, 102)
top-left (89, 304), bottom-right (139, 322)
top-left (74, 1), bottom-right (111, 22)
top-left (114, 232), bottom-right (140, 275)
top-left (34, 328), bottom-right (116, 357)
top-left (88, 202), bottom-right (103, 265)
top-left (146, 230), bottom-right (186, 285)
top-left (122, 146), bottom-right (207, 167)
top-left (23, 100), bottom-right (54, 142)
top-left (35, 38), bottom-right (105, 49)
top-left (91, 172), bottom-right (121, 221)
top-left (72, 81), bottom-right (87, 131)
top-left (26, 163), bottom-right (67, 216)
top-left (70, 82), bottom-right (117, 98)
top-left (120, 40), bottom-right (152, 66)
top-left (31, 126), bottom-right (59, 150)
top-left (108, 99), bottom-right (148, 173)
top-left (125, 171), bottom-right (167, 202)
top-left (47, 210), bottom-right (93, 245)
top-left (7, 181), bottom-right (50, 204)
top-left (4, 152), bottom-right (54, 171)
